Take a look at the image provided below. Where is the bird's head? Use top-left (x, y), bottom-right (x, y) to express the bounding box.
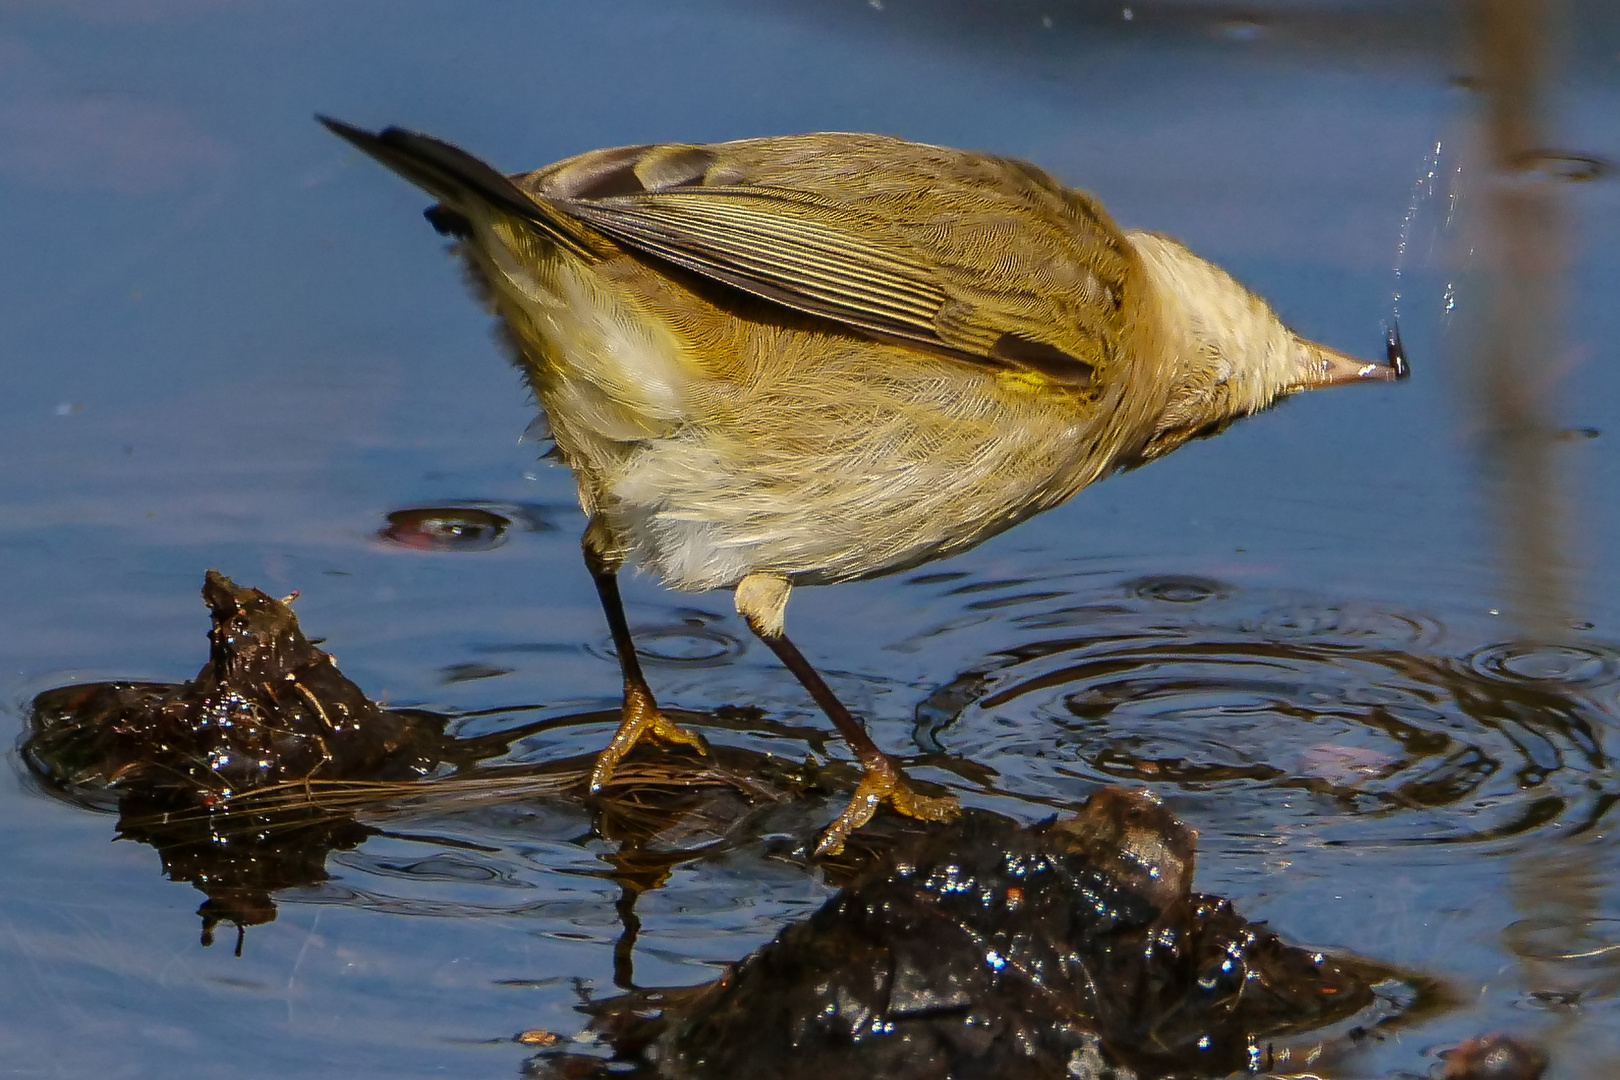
top-left (1122, 231), bottom-right (1406, 465)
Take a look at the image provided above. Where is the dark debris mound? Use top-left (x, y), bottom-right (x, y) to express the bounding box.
top-left (21, 570), bottom-right (450, 945)
top-left (25, 570), bottom-right (447, 800)
top-left (535, 789), bottom-right (1404, 1080)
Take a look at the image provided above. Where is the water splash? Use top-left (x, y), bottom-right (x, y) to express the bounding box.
top-left (1390, 139), bottom-right (1445, 326)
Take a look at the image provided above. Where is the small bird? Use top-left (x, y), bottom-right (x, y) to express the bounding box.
top-left (321, 119), bottom-right (1407, 855)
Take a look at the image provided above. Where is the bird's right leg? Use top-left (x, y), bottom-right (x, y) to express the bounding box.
top-left (582, 519), bottom-right (708, 792)
top-left (734, 573), bottom-right (958, 856)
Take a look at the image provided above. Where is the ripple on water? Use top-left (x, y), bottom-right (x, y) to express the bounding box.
top-left (585, 608), bottom-right (747, 668)
top-left (1125, 573), bottom-right (1231, 604)
top-left (919, 576), bottom-right (1620, 848)
top-left (1468, 641), bottom-right (1620, 687)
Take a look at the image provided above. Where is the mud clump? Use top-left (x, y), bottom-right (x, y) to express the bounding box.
top-left (23, 570), bottom-right (449, 945)
top-left (26, 569), bottom-right (446, 798)
top-left (536, 789), bottom-right (1406, 1080)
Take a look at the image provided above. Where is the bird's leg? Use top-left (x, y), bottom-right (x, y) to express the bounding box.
top-left (734, 573), bottom-right (958, 856)
top-left (583, 521), bottom-right (708, 793)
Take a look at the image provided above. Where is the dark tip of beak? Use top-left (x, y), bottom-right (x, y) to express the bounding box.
top-left (1297, 335), bottom-right (1407, 388)
top-left (1386, 322), bottom-right (1411, 380)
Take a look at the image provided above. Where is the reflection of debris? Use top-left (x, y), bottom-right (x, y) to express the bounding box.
top-left (532, 789), bottom-right (1414, 1080)
top-left (1443, 1033), bottom-right (1545, 1079)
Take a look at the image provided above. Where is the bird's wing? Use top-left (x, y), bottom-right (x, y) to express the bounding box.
top-left (562, 189), bottom-right (954, 350)
top-left (539, 143), bottom-right (1134, 390)
top-left (324, 121), bottom-right (1131, 388)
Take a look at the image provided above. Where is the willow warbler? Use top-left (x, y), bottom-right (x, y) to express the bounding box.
top-left (321, 119), bottom-right (1407, 855)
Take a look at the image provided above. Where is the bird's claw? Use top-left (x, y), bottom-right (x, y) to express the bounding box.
top-left (813, 761), bottom-right (960, 857)
top-left (588, 684), bottom-right (709, 792)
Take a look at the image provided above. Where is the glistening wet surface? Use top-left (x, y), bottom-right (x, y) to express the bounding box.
top-left (2, 2), bottom-right (1618, 1078)
top-left (916, 575), bottom-right (1618, 848)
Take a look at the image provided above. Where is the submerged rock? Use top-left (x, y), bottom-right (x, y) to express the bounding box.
top-left (532, 789), bottom-right (1410, 1080)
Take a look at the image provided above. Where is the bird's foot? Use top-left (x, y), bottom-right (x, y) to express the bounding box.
top-left (813, 757), bottom-right (960, 857)
top-left (588, 682), bottom-right (709, 792)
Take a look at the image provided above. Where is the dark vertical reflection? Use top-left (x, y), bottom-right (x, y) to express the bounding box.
top-left (1472, 14), bottom-right (1606, 1071)
top-left (1466, 0), bottom-right (1576, 636)
top-left (1505, 844), bottom-right (1617, 1080)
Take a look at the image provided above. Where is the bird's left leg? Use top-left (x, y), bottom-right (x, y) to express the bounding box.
top-left (583, 518), bottom-right (708, 792)
top-left (734, 572), bottom-right (958, 856)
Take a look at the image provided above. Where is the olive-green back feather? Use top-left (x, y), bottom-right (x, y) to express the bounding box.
top-left (526, 133), bottom-right (1136, 390)
top-left (562, 188), bottom-right (951, 356)
top-left (326, 122), bottom-right (1138, 391)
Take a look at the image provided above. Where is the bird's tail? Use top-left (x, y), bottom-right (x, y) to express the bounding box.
top-left (318, 116), bottom-right (596, 257)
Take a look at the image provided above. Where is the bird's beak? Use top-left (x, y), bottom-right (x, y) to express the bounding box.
top-left (1291, 324), bottom-right (1410, 389)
